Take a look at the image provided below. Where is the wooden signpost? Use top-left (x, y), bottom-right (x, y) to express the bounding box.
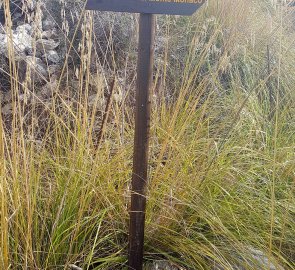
top-left (85, 1), bottom-right (206, 269)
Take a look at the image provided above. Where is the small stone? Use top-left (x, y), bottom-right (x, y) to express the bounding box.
top-left (27, 0), bottom-right (37, 11)
top-left (0, 32), bottom-right (5, 44)
top-left (0, 24), bottom-right (4, 34)
top-left (42, 19), bottom-right (56, 31)
top-left (68, 264), bottom-right (83, 270)
top-left (14, 12), bottom-right (23, 21)
top-left (114, 92), bottom-right (123, 103)
top-left (0, 26), bottom-right (33, 60)
top-left (3, 91), bottom-right (12, 103)
top-left (2, 103), bottom-right (12, 116)
top-left (25, 56), bottom-right (48, 83)
top-left (41, 29), bottom-right (58, 40)
top-left (19, 92), bottom-right (31, 103)
top-left (39, 79), bottom-right (57, 98)
top-left (145, 261), bottom-right (183, 270)
top-left (16, 24), bottom-right (33, 35)
top-left (48, 65), bottom-right (60, 76)
top-left (43, 50), bottom-right (60, 64)
top-left (36, 39), bottom-right (59, 52)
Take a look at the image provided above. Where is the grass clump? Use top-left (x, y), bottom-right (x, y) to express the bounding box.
top-left (1, 0), bottom-right (295, 269)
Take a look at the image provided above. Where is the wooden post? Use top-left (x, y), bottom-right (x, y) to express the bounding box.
top-left (85, 2), bottom-right (206, 269)
top-left (128, 13), bottom-right (155, 270)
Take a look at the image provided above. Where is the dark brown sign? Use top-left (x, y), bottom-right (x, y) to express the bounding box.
top-left (85, 1), bottom-right (206, 269)
top-left (86, 0), bottom-right (206, 15)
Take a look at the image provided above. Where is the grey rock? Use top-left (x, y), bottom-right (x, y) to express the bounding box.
top-left (212, 247), bottom-right (285, 270)
top-left (0, 0), bottom-right (22, 25)
top-left (14, 12), bottom-right (23, 22)
top-left (36, 39), bottom-right (59, 52)
top-left (0, 24), bottom-right (5, 34)
top-left (43, 50), bottom-right (60, 64)
top-left (3, 91), bottom-right (12, 103)
top-left (48, 65), bottom-right (60, 76)
top-left (247, 247), bottom-right (284, 270)
top-left (16, 24), bottom-right (33, 35)
top-left (27, 0), bottom-right (37, 11)
top-left (19, 92), bottom-right (31, 103)
top-left (0, 33), bottom-right (5, 46)
top-left (42, 18), bottom-right (57, 31)
top-left (0, 91), bottom-right (4, 102)
top-left (2, 103), bottom-right (12, 116)
top-left (42, 0), bottom-right (136, 65)
top-left (25, 56), bottom-right (48, 82)
top-left (145, 261), bottom-right (183, 270)
top-left (41, 29), bottom-right (58, 40)
top-left (68, 264), bottom-right (83, 270)
top-left (39, 78), bottom-right (58, 98)
top-left (14, 25), bottom-right (33, 52)
top-left (0, 27), bottom-right (33, 60)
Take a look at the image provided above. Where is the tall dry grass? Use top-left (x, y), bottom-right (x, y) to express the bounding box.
top-left (0, 0), bottom-right (295, 269)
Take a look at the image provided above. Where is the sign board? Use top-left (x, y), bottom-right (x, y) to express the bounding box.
top-left (85, 1), bottom-right (206, 269)
top-left (86, 0), bottom-right (206, 15)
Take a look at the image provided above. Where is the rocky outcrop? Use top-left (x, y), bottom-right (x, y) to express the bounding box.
top-left (0, 0), bottom-right (136, 93)
top-left (0, 24), bottom-right (33, 59)
top-left (212, 247), bottom-right (285, 270)
top-left (0, 0), bottom-right (60, 90)
top-left (144, 247), bottom-right (285, 270)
